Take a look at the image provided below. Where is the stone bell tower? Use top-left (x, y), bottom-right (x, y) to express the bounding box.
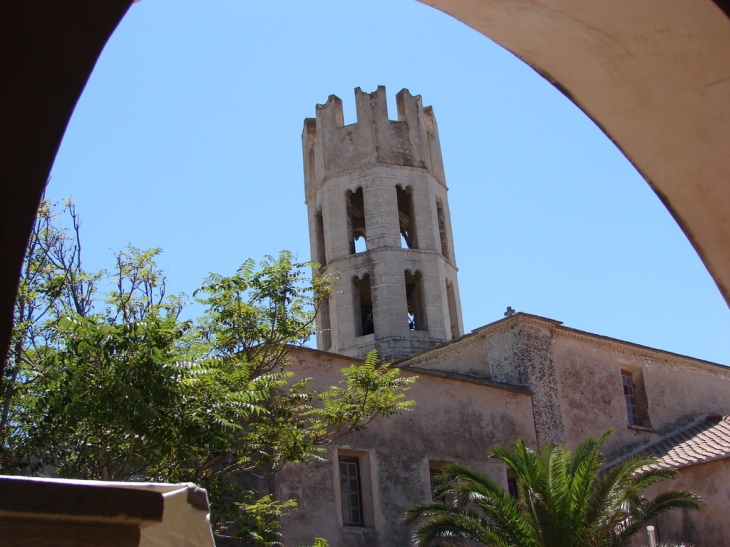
top-left (303, 86), bottom-right (463, 361)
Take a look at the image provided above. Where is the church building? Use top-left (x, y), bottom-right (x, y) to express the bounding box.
top-left (276, 87), bottom-right (730, 547)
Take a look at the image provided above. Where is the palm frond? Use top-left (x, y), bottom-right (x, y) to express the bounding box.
top-left (640, 489), bottom-right (704, 520)
top-left (404, 430), bottom-right (704, 547)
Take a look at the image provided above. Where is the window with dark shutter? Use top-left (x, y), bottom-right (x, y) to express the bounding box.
top-left (621, 369), bottom-right (640, 426)
top-left (339, 456), bottom-right (364, 526)
top-left (507, 477), bottom-right (519, 499)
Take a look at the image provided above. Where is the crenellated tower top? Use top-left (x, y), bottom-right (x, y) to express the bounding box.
top-left (303, 86), bottom-right (446, 202)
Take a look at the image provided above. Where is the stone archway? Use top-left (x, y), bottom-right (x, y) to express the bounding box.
top-left (1, 0), bottom-right (729, 360)
top-left (423, 0), bottom-right (730, 306)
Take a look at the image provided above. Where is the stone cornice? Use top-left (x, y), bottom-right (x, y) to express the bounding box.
top-left (321, 246), bottom-right (458, 272)
top-left (399, 312), bottom-right (729, 379)
top-left (394, 330), bottom-right (482, 368)
top-left (287, 344), bottom-right (365, 364)
top-left (549, 325), bottom-right (730, 377)
top-left (286, 344), bottom-right (530, 396)
top-left (477, 313), bottom-right (729, 378)
top-left (470, 313), bottom-right (563, 337)
top-left (403, 366), bottom-right (533, 395)
top-left (305, 162), bottom-right (448, 203)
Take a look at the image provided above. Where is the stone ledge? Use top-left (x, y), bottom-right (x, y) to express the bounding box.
top-left (0, 476), bottom-right (164, 524)
top-left (323, 246), bottom-right (457, 271)
top-left (628, 424), bottom-right (654, 433)
top-left (473, 313), bottom-right (730, 377)
top-left (305, 162), bottom-right (447, 203)
top-left (404, 366), bottom-right (532, 395)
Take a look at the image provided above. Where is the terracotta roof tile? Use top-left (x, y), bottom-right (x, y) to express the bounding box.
top-left (643, 416), bottom-right (730, 471)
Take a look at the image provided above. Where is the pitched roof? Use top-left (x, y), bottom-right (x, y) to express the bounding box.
top-left (643, 416), bottom-right (730, 470)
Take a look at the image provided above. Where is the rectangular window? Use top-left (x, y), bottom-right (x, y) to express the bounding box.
top-left (507, 470), bottom-right (519, 500)
top-left (429, 469), bottom-right (440, 500)
top-left (621, 369), bottom-right (640, 426)
top-left (428, 461), bottom-right (452, 503)
top-left (339, 457), bottom-right (363, 526)
top-left (507, 478), bottom-right (518, 499)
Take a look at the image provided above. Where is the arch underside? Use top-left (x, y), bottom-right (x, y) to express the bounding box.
top-left (420, 0), bottom-right (730, 305)
top-left (1, 0), bottom-right (729, 357)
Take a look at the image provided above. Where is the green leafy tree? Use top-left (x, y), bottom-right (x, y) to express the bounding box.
top-left (2, 201), bottom-right (416, 546)
top-left (1, 198), bottom-right (101, 456)
top-left (404, 431), bottom-right (702, 547)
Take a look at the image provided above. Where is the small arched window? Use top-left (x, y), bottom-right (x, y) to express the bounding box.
top-left (353, 274), bottom-right (374, 336)
top-left (346, 188), bottom-right (366, 254)
top-left (446, 279), bottom-right (458, 339)
top-left (314, 209), bottom-right (326, 266)
top-left (405, 270), bottom-right (427, 331)
top-left (397, 185), bottom-right (417, 249)
top-left (436, 197), bottom-right (449, 259)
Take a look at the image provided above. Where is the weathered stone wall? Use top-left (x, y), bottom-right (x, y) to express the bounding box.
top-left (551, 328), bottom-right (730, 460)
top-left (303, 88), bottom-right (443, 190)
top-left (520, 323), bottom-right (566, 446)
top-left (400, 313), bottom-right (730, 456)
top-left (309, 167), bottom-right (459, 361)
top-left (397, 331), bottom-right (488, 376)
top-left (486, 325), bottom-right (527, 385)
top-left (297, 82), bottom-right (730, 541)
top-left (489, 315), bottom-right (730, 456)
top-left (628, 459), bottom-right (730, 547)
top-left (277, 348), bottom-right (537, 547)
top-left (401, 318), bottom-right (566, 446)
top-left (277, 315), bottom-right (730, 546)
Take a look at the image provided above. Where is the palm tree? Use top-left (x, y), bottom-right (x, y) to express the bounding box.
top-left (403, 431), bottom-right (702, 547)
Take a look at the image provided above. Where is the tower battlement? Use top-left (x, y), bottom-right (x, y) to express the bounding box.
top-left (303, 87), bottom-right (446, 199)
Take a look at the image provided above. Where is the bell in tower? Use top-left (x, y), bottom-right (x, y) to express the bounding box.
top-left (302, 86), bottom-right (463, 361)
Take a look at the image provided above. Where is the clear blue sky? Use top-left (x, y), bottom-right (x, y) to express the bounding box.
top-left (45, 0), bottom-right (730, 364)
